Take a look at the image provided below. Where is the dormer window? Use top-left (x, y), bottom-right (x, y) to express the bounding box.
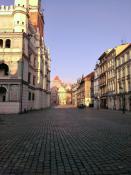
top-left (5, 39), bottom-right (11, 48)
top-left (0, 39), bottom-right (3, 48)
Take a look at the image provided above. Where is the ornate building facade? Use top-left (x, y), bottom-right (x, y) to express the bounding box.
top-left (51, 76), bottom-right (72, 106)
top-left (94, 43), bottom-right (131, 111)
top-left (115, 44), bottom-right (131, 111)
top-left (0, 0), bottom-right (51, 113)
top-left (72, 72), bottom-right (94, 107)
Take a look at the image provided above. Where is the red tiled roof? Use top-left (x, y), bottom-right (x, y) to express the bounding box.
top-left (54, 76), bottom-right (60, 81)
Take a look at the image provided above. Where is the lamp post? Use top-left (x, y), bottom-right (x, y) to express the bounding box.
top-left (120, 84), bottom-right (125, 114)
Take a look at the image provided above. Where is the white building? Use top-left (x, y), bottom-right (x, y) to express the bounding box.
top-left (0, 0), bottom-right (51, 113)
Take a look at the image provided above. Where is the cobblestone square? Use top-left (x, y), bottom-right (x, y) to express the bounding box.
top-left (0, 107), bottom-right (131, 175)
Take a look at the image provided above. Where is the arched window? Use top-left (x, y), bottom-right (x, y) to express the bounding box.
top-left (0, 63), bottom-right (9, 76)
top-left (0, 39), bottom-right (3, 48)
top-left (5, 39), bottom-right (11, 48)
top-left (0, 87), bottom-right (7, 102)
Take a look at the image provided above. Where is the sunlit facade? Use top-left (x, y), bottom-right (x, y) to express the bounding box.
top-left (115, 44), bottom-right (131, 111)
top-left (58, 87), bottom-right (67, 105)
top-left (74, 72), bottom-right (94, 107)
top-left (106, 44), bottom-right (129, 110)
top-left (0, 0), bottom-right (51, 113)
top-left (51, 76), bottom-right (72, 106)
top-left (94, 43), bottom-right (131, 111)
top-left (98, 49), bottom-right (112, 109)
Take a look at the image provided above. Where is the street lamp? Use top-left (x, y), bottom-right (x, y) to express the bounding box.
top-left (119, 84), bottom-right (125, 114)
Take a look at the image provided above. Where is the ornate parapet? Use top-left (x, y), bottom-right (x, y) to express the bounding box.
top-left (0, 5), bottom-right (14, 13)
top-left (0, 5), bottom-right (14, 16)
top-left (0, 5), bottom-right (28, 15)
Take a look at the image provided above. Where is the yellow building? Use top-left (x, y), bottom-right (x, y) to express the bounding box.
top-left (58, 86), bottom-right (67, 105)
top-left (115, 44), bottom-right (131, 111)
top-left (106, 44), bottom-right (129, 110)
top-left (0, 0), bottom-right (51, 113)
top-left (75, 72), bottom-right (94, 107)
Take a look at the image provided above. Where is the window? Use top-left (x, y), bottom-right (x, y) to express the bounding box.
top-left (32, 93), bottom-right (35, 101)
top-left (0, 87), bottom-right (7, 102)
top-left (28, 92), bottom-right (31, 101)
top-left (118, 58), bottom-right (121, 66)
top-left (129, 50), bottom-right (131, 59)
top-left (28, 72), bottom-right (31, 84)
top-left (127, 52), bottom-right (129, 61)
top-left (33, 76), bottom-right (36, 85)
top-left (0, 39), bottom-right (3, 48)
top-left (5, 39), bottom-right (11, 48)
top-left (29, 53), bottom-right (31, 62)
top-left (18, 4), bottom-right (20, 6)
top-left (124, 54), bottom-right (127, 62)
top-left (22, 22), bottom-right (24, 25)
top-left (22, 29), bottom-right (24, 32)
top-left (34, 58), bottom-right (36, 67)
top-left (0, 63), bottom-right (9, 76)
top-left (128, 80), bottom-right (131, 91)
top-left (120, 57), bottom-right (122, 64)
top-left (17, 21), bottom-right (19, 24)
top-left (3, 95), bottom-right (6, 102)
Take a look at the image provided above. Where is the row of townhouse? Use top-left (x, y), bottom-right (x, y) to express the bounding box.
top-left (72, 72), bottom-right (94, 107)
top-left (94, 43), bottom-right (131, 111)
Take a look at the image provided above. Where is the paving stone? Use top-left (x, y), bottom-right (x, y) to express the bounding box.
top-left (0, 108), bottom-right (131, 175)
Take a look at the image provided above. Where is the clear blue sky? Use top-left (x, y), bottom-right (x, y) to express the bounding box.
top-left (2, 0), bottom-right (131, 82)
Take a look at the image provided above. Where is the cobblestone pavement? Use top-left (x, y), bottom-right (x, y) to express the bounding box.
top-left (0, 107), bottom-right (131, 175)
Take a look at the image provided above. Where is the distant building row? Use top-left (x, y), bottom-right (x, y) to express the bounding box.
top-left (72, 43), bottom-right (131, 111)
top-left (94, 43), bottom-right (131, 111)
